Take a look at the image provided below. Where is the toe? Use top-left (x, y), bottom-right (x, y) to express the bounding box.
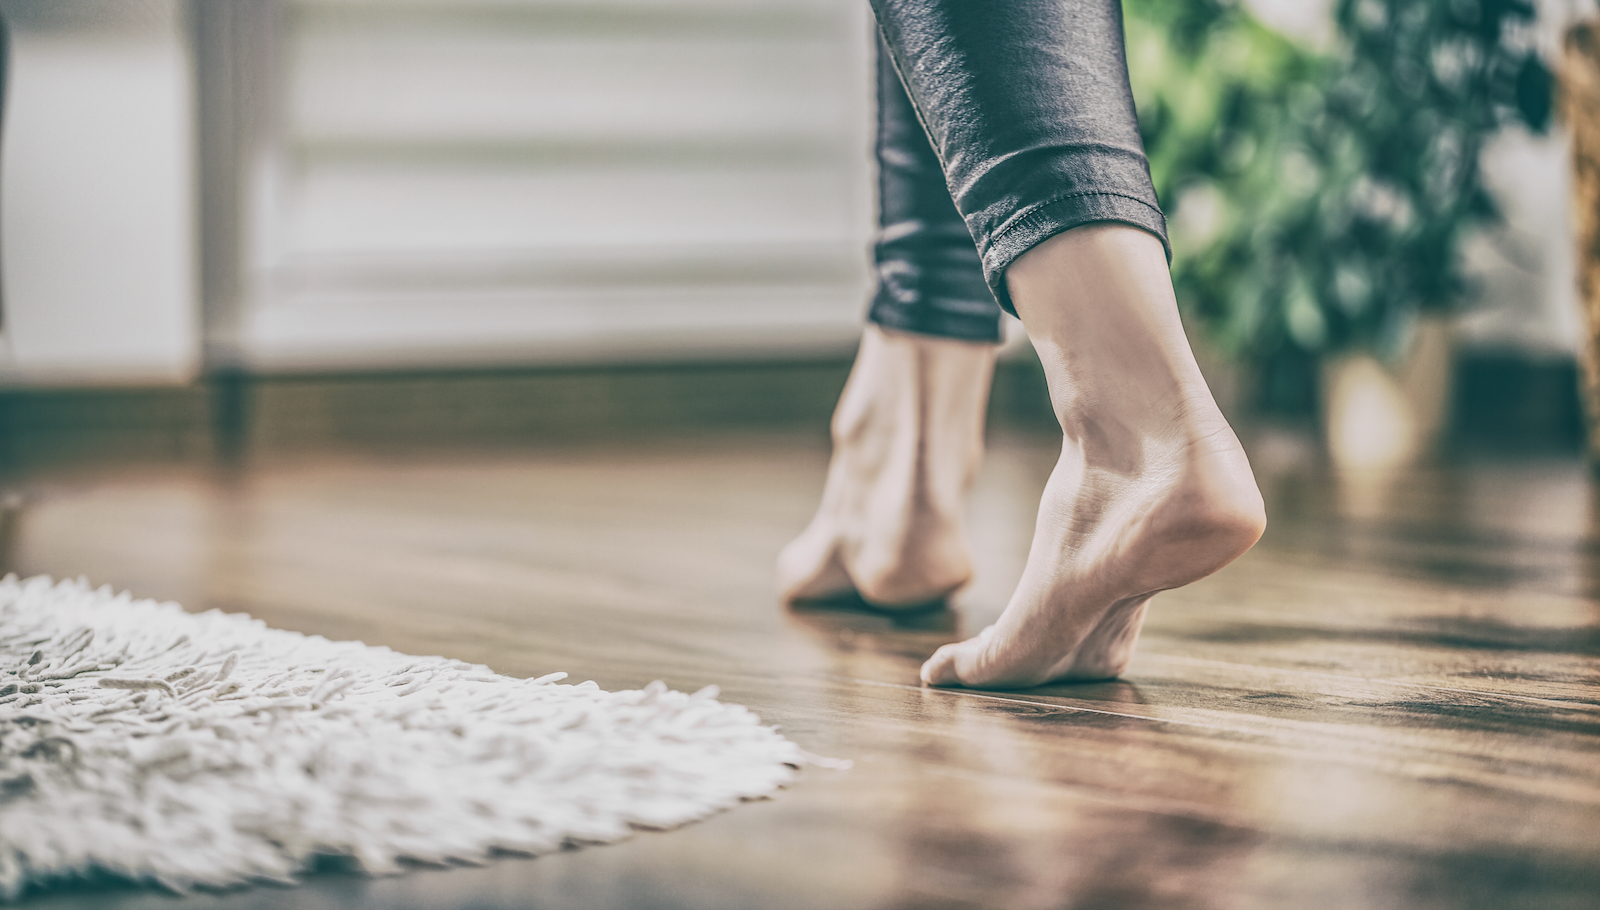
top-left (920, 643), bottom-right (963, 686)
top-left (919, 626), bottom-right (996, 687)
top-left (776, 530), bottom-right (853, 603)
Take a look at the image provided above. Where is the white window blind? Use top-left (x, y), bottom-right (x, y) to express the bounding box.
top-left (214, 0), bottom-right (875, 371)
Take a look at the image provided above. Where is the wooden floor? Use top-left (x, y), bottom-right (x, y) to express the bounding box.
top-left (3, 429), bottom-right (1598, 910)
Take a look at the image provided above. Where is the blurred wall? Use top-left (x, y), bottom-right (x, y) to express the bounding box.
top-left (0, 0), bottom-right (199, 386)
top-left (0, 0), bottom-right (1587, 388)
top-left (202, 0), bottom-right (875, 372)
top-left (1459, 125), bottom-right (1584, 359)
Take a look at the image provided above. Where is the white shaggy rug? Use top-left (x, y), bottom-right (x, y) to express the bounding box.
top-left (0, 575), bottom-right (816, 898)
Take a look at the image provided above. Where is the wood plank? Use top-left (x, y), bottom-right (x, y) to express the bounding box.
top-left (4, 433), bottom-right (1598, 909)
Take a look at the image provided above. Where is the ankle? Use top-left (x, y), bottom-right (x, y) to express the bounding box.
top-left (837, 325), bottom-right (997, 445)
top-left (1006, 226), bottom-right (1220, 434)
top-left (1006, 225), bottom-right (1184, 340)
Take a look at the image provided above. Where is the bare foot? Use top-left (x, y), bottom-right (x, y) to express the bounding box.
top-left (777, 325), bottom-right (997, 608)
top-left (921, 226), bottom-right (1265, 688)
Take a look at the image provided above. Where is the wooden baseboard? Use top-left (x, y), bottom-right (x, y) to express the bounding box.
top-left (0, 356), bottom-right (1055, 476)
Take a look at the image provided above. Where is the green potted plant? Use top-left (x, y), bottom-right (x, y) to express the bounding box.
top-left (1123, 0), bottom-right (1552, 466)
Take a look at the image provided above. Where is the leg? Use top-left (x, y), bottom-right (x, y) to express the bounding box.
top-left (922, 225), bottom-right (1264, 686)
top-left (776, 34), bottom-right (1002, 608)
top-left (868, 0), bottom-right (1171, 314)
top-left (863, 31), bottom-right (1000, 344)
top-left (863, 0), bottom-right (1264, 686)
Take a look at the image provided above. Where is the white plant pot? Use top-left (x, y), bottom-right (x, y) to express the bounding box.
top-left (1321, 317), bottom-right (1454, 471)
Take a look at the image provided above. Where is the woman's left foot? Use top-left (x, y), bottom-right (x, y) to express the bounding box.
top-left (777, 326), bottom-right (997, 608)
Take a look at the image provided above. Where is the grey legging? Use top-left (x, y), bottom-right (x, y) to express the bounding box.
top-left (866, 0), bottom-right (1169, 342)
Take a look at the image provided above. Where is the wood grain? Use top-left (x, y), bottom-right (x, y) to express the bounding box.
top-left (3, 431), bottom-right (1597, 909)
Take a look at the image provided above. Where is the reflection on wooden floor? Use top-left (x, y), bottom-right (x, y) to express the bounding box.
top-left (5, 430), bottom-right (1598, 910)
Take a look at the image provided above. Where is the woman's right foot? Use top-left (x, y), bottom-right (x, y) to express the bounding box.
top-left (920, 226), bottom-right (1266, 688)
top-left (777, 325), bottom-right (998, 608)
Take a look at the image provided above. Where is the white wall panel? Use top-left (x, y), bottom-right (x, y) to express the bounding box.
top-left (289, 27), bottom-right (850, 145)
top-left (218, 0), bottom-right (875, 371)
top-left (0, 0), bottom-right (199, 386)
top-left (286, 160), bottom-right (858, 254)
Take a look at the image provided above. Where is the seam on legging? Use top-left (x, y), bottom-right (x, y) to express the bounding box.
top-left (872, 21), bottom-right (955, 176)
top-left (980, 192), bottom-right (1171, 318)
top-left (985, 190), bottom-right (1167, 257)
top-left (873, 35), bottom-right (892, 290)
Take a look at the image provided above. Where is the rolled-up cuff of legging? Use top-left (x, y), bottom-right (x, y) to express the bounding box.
top-left (979, 192), bottom-right (1171, 318)
top-left (867, 294), bottom-right (1004, 343)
